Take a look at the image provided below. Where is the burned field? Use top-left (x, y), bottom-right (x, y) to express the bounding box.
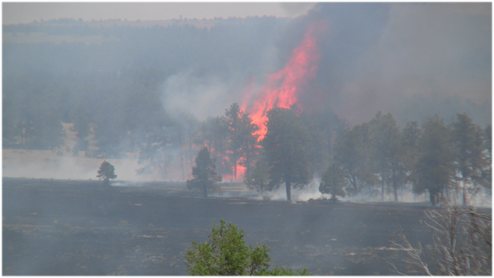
top-left (4, 178), bottom-right (434, 275)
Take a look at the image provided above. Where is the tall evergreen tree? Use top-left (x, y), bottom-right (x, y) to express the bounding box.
top-left (451, 113), bottom-right (487, 204)
top-left (369, 112), bottom-right (405, 202)
top-left (334, 123), bottom-right (377, 196)
top-left (186, 147), bottom-right (222, 197)
top-left (261, 108), bottom-right (311, 201)
top-left (401, 121), bottom-right (422, 193)
top-left (237, 112), bottom-right (260, 178)
top-left (414, 116), bottom-right (455, 205)
top-left (225, 103), bottom-right (243, 180)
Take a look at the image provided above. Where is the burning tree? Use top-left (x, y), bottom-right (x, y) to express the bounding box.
top-left (186, 147), bottom-right (222, 197)
top-left (225, 103), bottom-right (243, 180)
top-left (261, 107), bottom-right (311, 201)
top-left (224, 103), bottom-right (260, 180)
top-left (97, 161), bottom-right (117, 186)
top-left (200, 116), bottom-right (232, 179)
top-left (319, 163), bottom-right (347, 202)
top-left (237, 111), bottom-right (260, 178)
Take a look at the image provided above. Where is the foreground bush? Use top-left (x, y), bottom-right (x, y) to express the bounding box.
top-left (185, 219), bottom-right (310, 276)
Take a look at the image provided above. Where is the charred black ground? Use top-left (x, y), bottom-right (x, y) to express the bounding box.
top-left (4, 178), bottom-right (439, 275)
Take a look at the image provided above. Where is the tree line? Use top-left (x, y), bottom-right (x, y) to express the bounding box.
top-left (255, 109), bottom-right (491, 204)
top-left (188, 105), bottom-right (491, 205)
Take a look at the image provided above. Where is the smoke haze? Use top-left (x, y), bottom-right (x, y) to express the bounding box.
top-left (2, 3), bottom-right (490, 182)
top-left (299, 3), bottom-right (491, 126)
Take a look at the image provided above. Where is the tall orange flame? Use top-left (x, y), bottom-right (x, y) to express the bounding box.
top-left (242, 21), bottom-right (325, 141)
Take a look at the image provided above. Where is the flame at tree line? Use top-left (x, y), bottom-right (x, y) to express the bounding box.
top-left (241, 20), bottom-right (326, 141)
top-left (184, 20), bottom-right (325, 182)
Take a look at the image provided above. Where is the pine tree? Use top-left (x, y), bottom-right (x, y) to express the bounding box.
top-left (451, 113), bottom-right (487, 204)
top-left (414, 116), bottom-right (454, 205)
top-left (333, 122), bottom-right (376, 196)
top-left (237, 112), bottom-right (260, 178)
top-left (261, 108), bottom-right (311, 201)
top-left (401, 121), bottom-right (422, 194)
top-left (225, 103), bottom-right (243, 180)
top-left (368, 112), bottom-right (405, 202)
top-left (186, 147), bottom-right (222, 197)
top-left (97, 161), bottom-right (117, 186)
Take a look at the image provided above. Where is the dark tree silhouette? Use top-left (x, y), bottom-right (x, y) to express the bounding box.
top-left (414, 116), bottom-right (454, 205)
top-left (319, 163), bottom-right (347, 203)
top-left (186, 147), bottom-right (222, 197)
top-left (97, 161), bottom-right (117, 186)
top-left (261, 107), bottom-right (311, 201)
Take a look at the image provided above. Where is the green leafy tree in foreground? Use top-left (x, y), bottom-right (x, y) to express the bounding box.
top-left (185, 219), bottom-right (310, 276)
top-left (186, 147), bottom-right (222, 197)
top-left (97, 161), bottom-right (117, 185)
top-left (319, 163), bottom-right (347, 202)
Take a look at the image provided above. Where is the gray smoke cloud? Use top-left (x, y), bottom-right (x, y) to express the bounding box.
top-left (279, 3), bottom-right (317, 18)
top-left (295, 3), bottom-right (491, 126)
top-left (160, 70), bottom-right (244, 121)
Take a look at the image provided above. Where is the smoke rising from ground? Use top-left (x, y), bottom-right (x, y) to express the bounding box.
top-left (3, 150), bottom-right (161, 181)
top-left (212, 179), bottom-right (491, 208)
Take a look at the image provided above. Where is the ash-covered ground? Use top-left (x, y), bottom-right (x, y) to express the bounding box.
top-left (3, 177), bottom-right (435, 275)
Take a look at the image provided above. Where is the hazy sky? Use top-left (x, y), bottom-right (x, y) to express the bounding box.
top-left (3, 3), bottom-right (316, 25)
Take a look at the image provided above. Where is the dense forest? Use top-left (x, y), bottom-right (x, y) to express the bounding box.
top-left (3, 4), bottom-right (491, 204)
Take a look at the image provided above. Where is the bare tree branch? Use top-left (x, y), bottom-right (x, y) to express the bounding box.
top-left (389, 203), bottom-right (491, 275)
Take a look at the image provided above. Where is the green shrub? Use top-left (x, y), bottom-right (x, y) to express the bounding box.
top-left (185, 219), bottom-right (310, 276)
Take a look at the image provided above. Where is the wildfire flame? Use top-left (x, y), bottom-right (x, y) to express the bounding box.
top-left (242, 21), bottom-right (325, 141)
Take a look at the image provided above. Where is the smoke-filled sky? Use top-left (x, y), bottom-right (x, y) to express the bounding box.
top-left (157, 2), bottom-right (491, 126)
top-left (3, 2), bottom-right (490, 127)
top-left (313, 3), bottom-right (491, 125)
top-left (2, 3), bottom-right (316, 25)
